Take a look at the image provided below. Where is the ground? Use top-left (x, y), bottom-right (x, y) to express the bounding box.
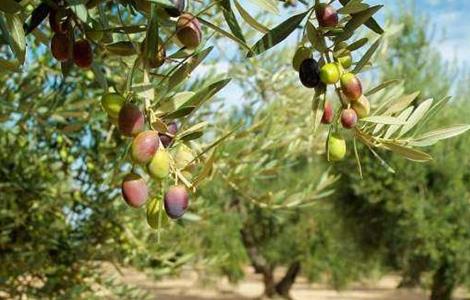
top-left (100, 264), bottom-right (469, 300)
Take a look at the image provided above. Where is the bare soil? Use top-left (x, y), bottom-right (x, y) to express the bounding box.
top-left (101, 264), bottom-right (469, 300)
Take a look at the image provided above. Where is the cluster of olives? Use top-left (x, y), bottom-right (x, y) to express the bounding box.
top-left (49, 0), bottom-right (202, 71)
top-left (101, 93), bottom-right (193, 220)
top-left (293, 3), bottom-right (371, 162)
top-left (49, 8), bottom-right (94, 68)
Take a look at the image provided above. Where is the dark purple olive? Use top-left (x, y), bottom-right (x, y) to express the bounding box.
top-left (159, 122), bottom-right (178, 148)
top-left (299, 58), bottom-right (320, 88)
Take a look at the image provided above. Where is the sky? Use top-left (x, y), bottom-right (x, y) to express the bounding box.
top-left (369, 0), bottom-right (470, 65)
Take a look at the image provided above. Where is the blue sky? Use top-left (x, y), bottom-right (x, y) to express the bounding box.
top-left (369, 0), bottom-right (470, 65)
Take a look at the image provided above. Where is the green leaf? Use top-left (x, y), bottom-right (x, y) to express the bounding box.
top-left (336, 5), bottom-right (383, 42)
top-left (198, 17), bottom-right (252, 53)
top-left (0, 0), bottom-right (23, 14)
top-left (361, 116), bottom-right (406, 125)
top-left (383, 91), bottom-right (420, 115)
top-left (249, 11), bottom-right (308, 57)
top-left (306, 21), bottom-right (327, 53)
top-left (311, 90), bottom-right (325, 135)
top-left (337, 0), bottom-right (369, 15)
top-left (353, 37), bottom-right (381, 74)
top-left (144, 2), bottom-right (159, 65)
top-left (220, 0), bottom-right (246, 43)
top-left (234, 0), bottom-right (268, 34)
top-left (347, 38), bottom-right (368, 51)
top-left (247, 0), bottom-right (279, 14)
top-left (4, 14), bottom-right (26, 64)
top-left (381, 141), bottom-right (432, 162)
top-left (157, 92), bottom-right (195, 114)
top-left (166, 47), bottom-right (212, 91)
top-left (105, 41), bottom-right (138, 56)
top-left (365, 79), bottom-right (401, 96)
top-left (383, 107), bottom-right (413, 139)
top-left (164, 106), bottom-right (196, 119)
top-left (183, 79), bottom-right (231, 108)
top-left (177, 121), bottom-right (209, 139)
top-left (408, 125), bottom-right (470, 147)
top-left (70, 4), bottom-right (88, 23)
top-left (24, 3), bottom-right (50, 35)
top-left (399, 98), bottom-right (433, 136)
top-left (179, 131), bottom-right (204, 141)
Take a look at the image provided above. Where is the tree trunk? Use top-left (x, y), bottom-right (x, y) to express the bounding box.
top-left (275, 261), bottom-right (301, 299)
top-left (430, 261), bottom-right (455, 300)
top-left (398, 256), bottom-right (426, 288)
top-left (240, 228), bottom-right (301, 299)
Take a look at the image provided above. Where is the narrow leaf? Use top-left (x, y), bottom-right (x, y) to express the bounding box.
top-left (248, 11), bottom-right (308, 57)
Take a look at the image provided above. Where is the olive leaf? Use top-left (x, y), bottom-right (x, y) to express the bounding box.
top-left (381, 141), bottom-right (432, 162)
top-left (399, 98), bottom-right (433, 136)
top-left (157, 92), bottom-right (195, 114)
top-left (361, 116), bottom-right (407, 125)
top-left (365, 79), bottom-right (401, 96)
top-left (105, 41), bottom-right (138, 56)
top-left (220, 0), bottom-right (246, 43)
top-left (347, 37), bottom-right (368, 51)
top-left (408, 125), bottom-right (470, 147)
top-left (306, 21), bottom-right (327, 53)
top-left (353, 37), bottom-right (382, 74)
top-left (336, 5), bottom-right (383, 42)
top-left (234, 0), bottom-right (268, 34)
top-left (3, 14), bottom-right (26, 64)
top-left (0, 0), bottom-right (23, 14)
top-left (311, 91), bottom-right (325, 136)
top-left (337, 0), bottom-right (369, 15)
top-left (248, 10), bottom-right (309, 57)
top-left (24, 3), bottom-right (50, 35)
top-left (166, 47), bottom-right (213, 92)
top-left (247, 0), bottom-right (279, 14)
top-left (198, 17), bottom-right (252, 52)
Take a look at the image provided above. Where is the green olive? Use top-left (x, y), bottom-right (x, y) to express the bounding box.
top-left (320, 63), bottom-right (341, 84)
top-left (327, 134), bottom-right (346, 162)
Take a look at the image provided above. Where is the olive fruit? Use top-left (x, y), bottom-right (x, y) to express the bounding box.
top-left (320, 63), bottom-right (341, 84)
top-left (159, 122), bottom-right (178, 148)
top-left (118, 103), bottom-right (145, 137)
top-left (327, 134), bottom-right (346, 162)
top-left (165, 0), bottom-right (186, 17)
top-left (340, 73), bottom-right (363, 101)
top-left (352, 95), bottom-right (370, 118)
top-left (121, 173), bottom-right (149, 208)
top-left (299, 58), bottom-right (321, 88)
top-left (321, 101), bottom-right (334, 124)
top-left (131, 131), bottom-right (160, 164)
top-left (101, 93), bottom-right (125, 119)
top-left (148, 149), bottom-right (170, 179)
top-left (315, 3), bottom-right (338, 28)
top-left (341, 109), bottom-right (358, 129)
top-left (176, 13), bottom-right (202, 49)
top-left (73, 39), bottom-right (93, 68)
top-left (164, 185), bottom-right (189, 219)
top-left (51, 33), bottom-right (70, 62)
top-left (292, 46), bottom-right (312, 72)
